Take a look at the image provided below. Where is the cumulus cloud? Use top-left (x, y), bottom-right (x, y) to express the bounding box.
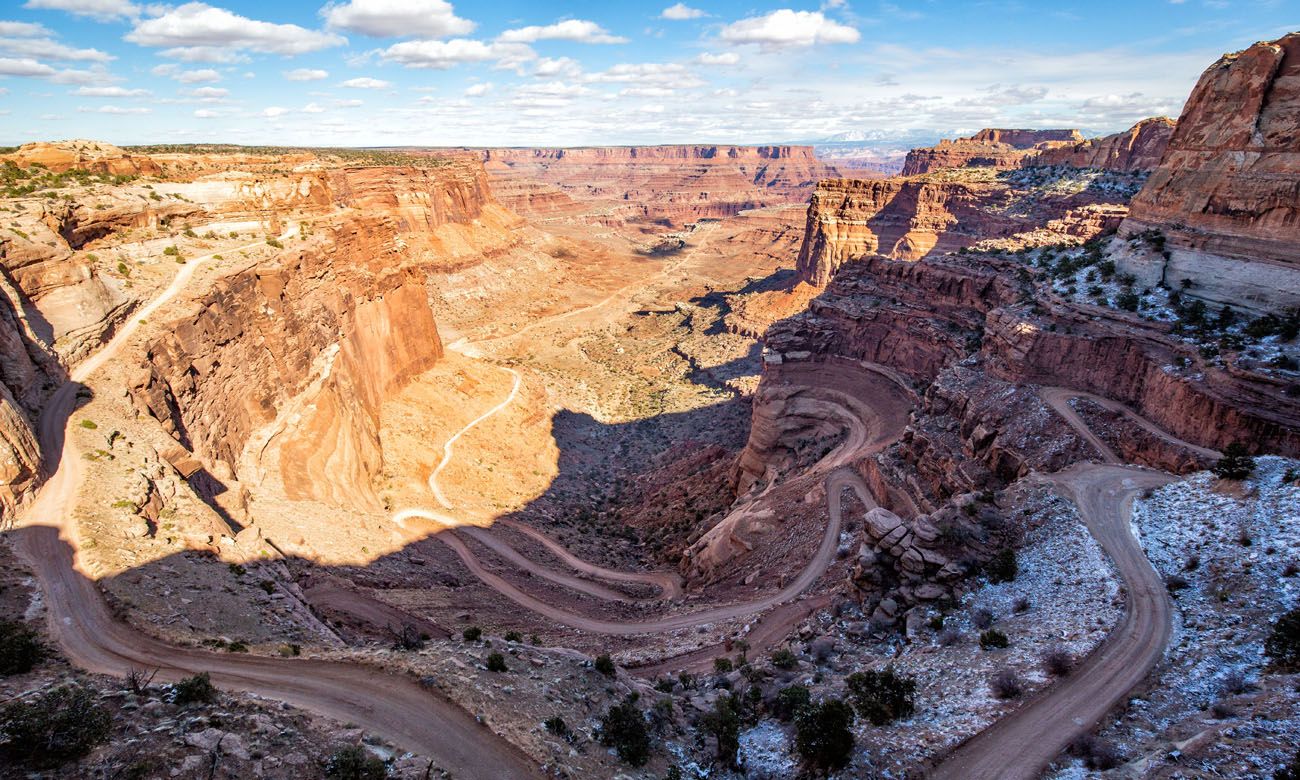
top-left (0, 36), bottom-right (113, 62)
top-left (587, 62), bottom-right (703, 88)
top-left (0, 21), bottom-right (51, 37)
top-left (0, 55), bottom-right (109, 84)
top-left (464, 81), bottom-right (491, 96)
top-left (302, 101), bottom-right (325, 112)
top-left (533, 56), bottom-right (581, 78)
top-left (660, 3), bottom-right (706, 19)
top-left (340, 76), bottom-right (391, 88)
top-left (284, 68), bottom-right (328, 81)
top-left (619, 86), bottom-right (675, 97)
top-left (184, 85), bottom-right (228, 99)
top-left (499, 19), bottom-right (627, 45)
top-left (175, 68), bottom-right (221, 83)
top-left (517, 80), bottom-right (591, 97)
top-left (696, 52), bottom-right (738, 66)
top-left (193, 108), bottom-right (217, 117)
top-left (23, 0), bottom-right (140, 21)
top-left (719, 9), bottom-right (859, 47)
top-left (73, 85), bottom-right (149, 96)
top-left (322, 0), bottom-right (474, 38)
top-left (380, 38), bottom-right (500, 69)
top-left (262, 106), bottom-right (288, 117)
top-left (125, 3), bottom-right (345, 59)
top-left (79, 104), bottom-right (150, 113)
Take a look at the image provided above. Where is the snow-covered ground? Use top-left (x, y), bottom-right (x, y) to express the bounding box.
top-left (730, 482), bottom-right (1125, 778)
top-left (1048, 458), bottom-right (1300, 778)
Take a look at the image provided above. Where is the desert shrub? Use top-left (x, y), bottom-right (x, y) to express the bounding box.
top-left (794, 698), bottom-right (855, 772)
top-left (986, 548), bottom-right (1018, 584)
top-left (1265, 606), bottom-right (1300, 670)
top-left (0, 684), bottom-right (111, 766)
top-left (772, 684), bottom-right (810, 721)
top-left (989, 669), bottom-right (1023, 699)
top-left (543, 716), bottom-right (569, 738)
top-left (504, 631), bottom-right (522, 643)
top-left (0, 621), bottom-right (44, 676)
top-left (1042, 646), bottom-right (1074, 677)
top-left (172, 672), bottom-right (216, 705)
top-left (937, 627), bottom-right (962, 647)
top-left (461, 626), bottom-right (482, 642)
top-left (1012, 596), bottom-right (1032, 614)
top-left (594, 654), bottom-right (616, 677)
top-left (845, 667), bottom-right (916, 725)
top-left (1116, 290), bottom-right (1140, 312)
top-left (699, 695), bottom-right (741, 767)
top-left (979, 629), bottom-right (1009, 650)
top-left (325, 745), bottom-right (387, 779)
top-left (265, 237), bottom-right (283, 249)
top-left (1220, 669), bottom-right (1252, 696)
top-left (713, 656), bottom-right (733, 674)
top-left (770, 647), bottom-right (798, 670)
top-left (598, 695), bottom-right (650, 767)
top-left (1213, 443), bottom-right (1256, 480)
top-left (1071, 734), bottom-right (1123, 770)
top-left (390, 623), bottom-right (425, 651)
top-left (972, 608), bottom-right (995, 630)
top-left (485, 652), bottom-right (508, 673)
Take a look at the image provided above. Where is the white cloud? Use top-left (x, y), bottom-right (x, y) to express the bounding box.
top-left (719, 9), bottom-right (859, 47)
top-left (499, 19), bottom-right (627, 45)
top-left (157, 46), bottom-right (247, 63)
top-left (619, 86), bottom-right (674, 97)
top-left (302, 101), bottom-right (325, 112)
top-left (518, 80), bottom-right (591, 97)
top-left (660, 3), bottom-right (706, 20)
top-left (533, 56), bottom-right (580, 78)
top-left (0, 36), bottom-right (114, 62)
top-left (696, 51), bottom-right (739, 66)
top-left (322, 0), bottom-right (474, 38)
top-left (587, 62), bottom-right (703, 88)
top-left (23, 0), bottom-right (140, 22)
top-left (262, 105), bottom-right (288, 117)
top-left (79, 104), bottom-right (151, 114)
top-left (73, 85), bottom-right (149, 96)
top-left (184, 85), bottom-right (227, 99)
top-left (193, 108), bottom-right (217, 117)
top-left (0, 21), bottom-right (51, 37)
top-left (380, 38), bottom-right (498, 69)
top-left (175, 68), bottom-right (221, 83)
top-left (464, 81), bottom-right (491, 96)
top-left (0, 56), bottom-right (55, 78)
top-left (333, 98), bottom-right (363, 107)
top-left (340, 76), bottom-right (390, 88)
top-left (125, 3), bottom-right (345, 59)
top-left (284, 67), bottom-right (328, 81)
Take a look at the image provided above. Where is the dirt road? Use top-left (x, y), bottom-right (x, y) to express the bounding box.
top-left (928, 464), bottom-right (1174, 780)
top-left (12, 228), bottom-right (542, 780)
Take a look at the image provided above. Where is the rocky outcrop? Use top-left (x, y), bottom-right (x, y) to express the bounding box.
top-left (901, 129), bottom-right (1083, 176)
top-left (794, 176), bottom-right (1128, 286)
top-left (128, 161), bottom-right (524, 511)
top-left (480, 145), bottom-right (841, 225)
top-left (1027, 118), bottom-right (1174, 172)
top-left (1116, 33), bottom-right (1300, 315)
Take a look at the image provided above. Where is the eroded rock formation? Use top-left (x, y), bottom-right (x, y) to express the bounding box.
top-left (1117, 32), bottom-right (1300, 314)
top-left (901, 129), bottom-right (1083, 176)
top-left (1028, 117), bottom-right (1175, 172)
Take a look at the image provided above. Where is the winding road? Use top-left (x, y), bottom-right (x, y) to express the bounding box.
top-left (929, 388), bottom-right (1215, 779)
top-left (10, 229), bottom-right (542, 780)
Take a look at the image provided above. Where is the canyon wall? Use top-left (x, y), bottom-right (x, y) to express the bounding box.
top-left (1117, 32), bottom-right (1300, 315)
top-left (901, 129), bottom-right (1083, 176)
top-left (128, 161), bottom-right (524, 511)
top-left (1027, 117), bottom-right (1175, 172)
top-left (480, 145), bottom-right (841, 224)
top-left (794, 176), bottom-right (1127, 286)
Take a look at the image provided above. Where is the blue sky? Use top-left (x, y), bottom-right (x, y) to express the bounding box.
top-left (0, 0), bottom-right (1295, 147)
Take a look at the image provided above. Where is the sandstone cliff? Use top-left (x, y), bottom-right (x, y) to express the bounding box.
top-left (901, 129), bottom-right (1083, 176)
top-left (1027, 117), bottom-right (1174, 172)
top-left (1117, 33), bottom-right (1300, 314)
top-left (794, 173), bottom-right (1130, 286)
top-left (480, 145), bottom-right (841, 225)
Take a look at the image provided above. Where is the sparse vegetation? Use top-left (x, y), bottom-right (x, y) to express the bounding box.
top-left (325, 745), bottom-right (387, 779)
top-left (772, 684), bottom-right (810, 721)
top-left (845, 667), bottom-right (916, 725)
top-left (485, 652), bottom-right (508, 672)
top-left (1042, 646), bottom-right (1074, 677)
top-left (598, 694), bottom-right (650, 767)
top-left (462, 626), bottom-right (482, 642)
top-left (1265, 606), bottom-right (1300, 671)
top-left (1213, 442), bottom-right (1256, 480)
top-left (794, 697), bottom-right (855, 772)
top-left (979, 629), bottom-right (1009, 650)
top-left (770, 647), bottom-right (798, 669)
top-left (594, 653), bottom-right (616, 677)
top-left (0, 620), bottom-right (44, 676)
top-left (986, 547), bottom-right (1018, 583)
top-left (0, 684), bottom-right (111, 766)
top-left (699, 694), bottom-right (741, 767)
top-left (172, 672), bottom-right (217, 705)
top-left (990, 669), bottom-right (1023, 699)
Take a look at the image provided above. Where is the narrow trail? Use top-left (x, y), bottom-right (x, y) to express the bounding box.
top-left (426, 359), bottom-right (521, 509)
top-left (930, 386), bottom-right (1212, 780)
top-left (11, 226), bottom-right (542, 780)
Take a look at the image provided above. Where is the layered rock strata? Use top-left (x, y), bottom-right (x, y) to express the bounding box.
top-left (1116, 33), bottom-right (1300, 314)
top-left (1027, 117), bottom-right (1174, 172)
top-left (901, 129), bottom-right (1083, 176)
